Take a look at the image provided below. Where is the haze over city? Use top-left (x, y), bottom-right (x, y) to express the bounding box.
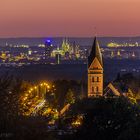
top-left (1, 0), bottom-right (140, 140)
top-left (0, 0), bottom-right (140, 37)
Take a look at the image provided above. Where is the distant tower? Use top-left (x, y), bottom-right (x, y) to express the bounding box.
top-left (111, 51), bottom-right (114, 58)
top-left (132, 52), bottom-right (135, 57)
top-left (117, 50), bottom-right (121, 56)
top-left (62, 38), bottom-right (70, 53)
top-left (88, 37), bottom-right (103, 97)
top-left (55, 54), bottom-right (61, 64)
top-left (45, 39), bottom-right (52, 60)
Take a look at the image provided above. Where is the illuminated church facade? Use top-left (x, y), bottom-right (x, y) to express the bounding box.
top-left (88, 37), bottom-right (103, 97)
top-left (88, 37), bottom-right (129, 98)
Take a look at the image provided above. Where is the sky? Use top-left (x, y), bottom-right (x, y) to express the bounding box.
top-left (0, 0), bottom-right (140, 37)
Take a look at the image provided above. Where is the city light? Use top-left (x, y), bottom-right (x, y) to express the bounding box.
top-left (20, 82), bottom-right (58, 117)
top-left (46, 39), bottom-right (51, 43)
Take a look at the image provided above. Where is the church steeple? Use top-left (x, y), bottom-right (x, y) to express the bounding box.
top-left (88, 37), bottom-right (103, 97)
top-left (88, 37), bottom-right (103, 68)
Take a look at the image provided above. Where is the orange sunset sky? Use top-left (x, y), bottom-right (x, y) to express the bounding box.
top-left (0, 0), bottom-right (140, 37)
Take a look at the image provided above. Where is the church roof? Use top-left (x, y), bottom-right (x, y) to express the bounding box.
top-left (88, 37), bottom-right (103, 68)
top-left (104, 82), bottom-right (128, 97)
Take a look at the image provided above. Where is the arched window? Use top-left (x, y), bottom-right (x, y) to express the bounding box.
top-left (92, 77), bottom-right (95, 82)
top-left (97, 77), bottom-right (100, 82)
top-left (96, 87), bottom-right (99, 92)
top-left (92, 87), bottom-right (94, 92)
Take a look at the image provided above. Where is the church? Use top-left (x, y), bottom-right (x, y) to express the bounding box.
top-left (88, 37), bottom-right (128, 97)
top-left (88, 37), bottom-right (103, 97)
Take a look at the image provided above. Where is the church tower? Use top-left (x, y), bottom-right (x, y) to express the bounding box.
top-left (88, 37), bottom-right (103, 97)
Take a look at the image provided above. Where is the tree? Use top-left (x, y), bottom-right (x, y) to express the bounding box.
top-left (0, 74), bottom-right (31, 133)
top-left (61, 97), bottom-right (140, 140)
top-left (53, 80), bottom-right (80, 110)
top-left (118, 118), bottom-right (140, 140)
top-left (65, 89), bottom-right (75, 104)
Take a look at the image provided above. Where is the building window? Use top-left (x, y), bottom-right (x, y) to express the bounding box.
top-left (96, 87), bottom-right (99, 92)
top-left (92, 87), bottom-right (94, 92)
top-left (92, 77), bottom-right (100, 82)
top-left (92, 77), bottom-right (95, 82)
top-left (97, 77), bottom-right (100, 82)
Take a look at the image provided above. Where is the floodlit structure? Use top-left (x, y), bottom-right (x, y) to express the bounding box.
top-left (88, 37), bottom-right (103, 97)
top-left (87, 38), bottom-right (129, 98)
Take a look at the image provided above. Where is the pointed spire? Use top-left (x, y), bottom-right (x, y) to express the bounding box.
top-left (88, 37), bottom-right (103, 67)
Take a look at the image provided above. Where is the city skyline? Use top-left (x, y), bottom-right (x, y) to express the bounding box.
top-left (0, 0), bottom-right (140, 37)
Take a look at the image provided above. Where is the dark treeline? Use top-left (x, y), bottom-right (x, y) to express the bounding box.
top-left (60, 97), bottom-right (140, 140)
top-left (0, 74), bottom-right (81, 140)
top-left (0, 73), bottom-right (140, 140)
